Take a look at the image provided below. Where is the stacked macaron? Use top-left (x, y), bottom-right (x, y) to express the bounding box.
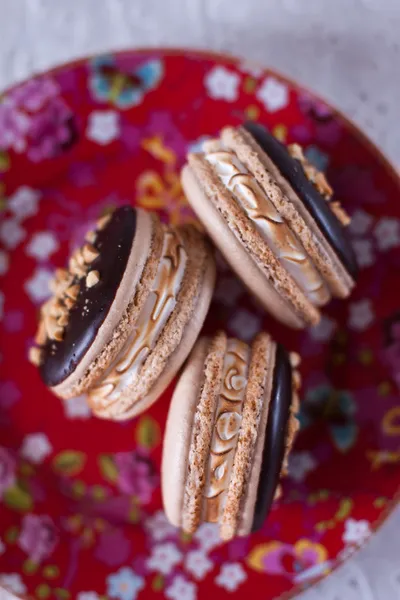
top-left (182, 123), bottom-right (357, 328)
top-left (162, 331), bottom-right (300, 540)
top-left (31, 121), bottom-right (356, 539)
top-left (30, 205), bottom-right (216, 419)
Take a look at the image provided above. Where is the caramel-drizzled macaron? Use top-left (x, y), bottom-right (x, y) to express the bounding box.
top-left (161, 331), bottom-right (300, 541)
top-left (30, 205), bottom-right (216, 419)
top-left (182, 123), bottom-right (357, 329)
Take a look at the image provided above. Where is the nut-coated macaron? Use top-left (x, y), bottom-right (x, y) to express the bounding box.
top-left (162, 331), bottom-right (300, 541)
top-left (30, 205), bottom-right (216, 419)
top-left (182, 123), bottom-right (358, 329)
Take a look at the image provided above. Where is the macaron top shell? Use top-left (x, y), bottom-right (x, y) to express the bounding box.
top-left (40, 206), bottom-right (137, 386)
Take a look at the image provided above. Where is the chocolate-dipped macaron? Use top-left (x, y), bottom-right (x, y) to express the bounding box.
top-left (181, 123), bottom-right (357, 329)
top-left (161, 331), bottom-right (300, 541)
top-left (30, 205), bottom-right (216, 419)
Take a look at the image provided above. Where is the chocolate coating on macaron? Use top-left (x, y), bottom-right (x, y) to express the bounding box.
top-left (40, 206), bottom-right (137, 387)
top-left (251, 343), bottom-right (292, 532)
top-left (243, 122), bottom-right (358, 280)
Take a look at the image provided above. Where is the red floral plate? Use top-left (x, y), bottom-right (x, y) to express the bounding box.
top-left (0, 48), bottom-right (399, 600)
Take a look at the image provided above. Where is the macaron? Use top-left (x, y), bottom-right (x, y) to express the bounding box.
top-left (161, 331), bottom-right (300, 541)
top-left (30, 205), bottom-right (216, 419)
top-left (181, 123), bottom-right (358, 329)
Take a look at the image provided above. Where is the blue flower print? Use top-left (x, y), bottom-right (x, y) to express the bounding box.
top-left (89, 55), bottom-right (163, 109)
top-left (107, 566), bottom-right (145, 600)
top-left (299, 384), bottom-right (358, 453)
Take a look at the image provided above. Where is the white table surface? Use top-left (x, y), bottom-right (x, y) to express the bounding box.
top-left (0, 1), bottom-right (399, 599)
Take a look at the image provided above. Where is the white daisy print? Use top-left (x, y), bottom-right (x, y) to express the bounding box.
top-left (146, 542), bottom-right (183, 575)
top-left (77, 593), bottom-right (101, 600)
top-left (374, 217), bottom-right (400, 251)
top-left (215, 562), bottom-right (247, 592)
top-left (0, 251), bottom-right (9, 275)
top-left (0, 219), bottom-right (26, 249)
top-left (24, 267), bottom-right (53, 303)
top-left (229, 309), bottom-right (262, 341)
top-left (145, 510), bottom-right (178, 542)
top-left (309, 315), bottom-right (337, 342)
top-left (193, 522), bottom-right (222, 552)
top-left (87, 111), bottom-right (120, 145)
top-left (257, 77), bottom-right (289, 112)
top-left (348, 209), bottom-right (373, 236)
top-left (204, 66), bottom-right (240, 102)
top-left (185, 549), bottom-right (213, 580)
top-left (8, 186), bottom-right (41, 221)
top-left (352, 239), bottom-right (375, 268)
top-left (0, 573), bottom-right (27, 595)
top-left (165, 575), bottom-right (196, 600)
top-left (63, 395), bottom-right (91, 420)
top-left (21, 433), bottom-right (52, 464)
top-left (288, 452), bottom-right (317, 482)
top-left (342, 518), bottom-right (371, 546)
top-left (348, 299), bottom-right (374, 332)
top-left (26, 231), bottom-right (59, 261)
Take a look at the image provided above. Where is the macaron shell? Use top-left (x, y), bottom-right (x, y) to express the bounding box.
top-left (181, 164), bottom-right (306, 329)
top-left (228, 126), bottom-right (354, 298)
top-left (112, 254), bottom-right (216, 420)
top-left (92, 225), bottom-right (216, 420)
top-left (51, 208), bottom-right (163, 399)
top-left (161, 337), bottom-right (210, 528)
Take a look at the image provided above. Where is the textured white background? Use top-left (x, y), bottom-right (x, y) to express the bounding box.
top-left (0, 1), bottom-right (399, 599)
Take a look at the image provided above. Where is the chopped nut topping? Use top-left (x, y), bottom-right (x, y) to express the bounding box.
top-left (293, 370), bottom-right (302, 391)
top-left (82, 243), bottom-right (100, 264)
top-left (69, 256), bottom-right (87, 278)
top-left (288, 143), bottom-right (333, 200)
top-left (57, 314), bottom-right (69, 327)
top-left (29, 347), bottom-right (42, 366)
top-left (34, 321), bottom-right (47, 345)
top-left (64, 297), bottom-right (75, 310)
top-left (86, 270), bottom-right (100, 288)
top-left (85, 230), bottom-right (97, 244)
top-left (46, 316), bottom-right (64, 342)
top-left (289, 352), bottom-right (301, 368)
top-left (96, 213), bottom-right (111, 230)
top-left (65, 284), bottom-right (80, 301)
top-left (330, 201), bottom-right (351, 227)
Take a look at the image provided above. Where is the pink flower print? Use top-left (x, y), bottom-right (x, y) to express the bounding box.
top-left (94, 529), bottom-right (132, 567)
top-left (0, 446), bottom-right (16, 496)
top-left (9, 78), bottom-right (59, 112)
top-left (18, 514), bottom-right (58, 564)
top-left (26, 97), bottom-right (74, 162)
top-left (0, 98), bottom-right (30, 152)
top-left (114, 451), bottom-right (158, 504)
top-left (0, 381), bottom-right (21, 409)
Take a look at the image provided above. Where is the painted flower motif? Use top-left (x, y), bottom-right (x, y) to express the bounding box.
top-left (0, 446), bottom-right (16, 496)
top-left (21, 433), bottom-right (52, 464)
top-left (146, 542), bottom-right (183, 575)
top-left (204, 66), bottom-right (240, 101)
top-left (288, 452), bottom-right (317, 483)
top-left (0, 291), bottom-right (4, 321)
top-left (348, 209), bottom-right (373, 236)
top-left (193, 522), bottom-right (221, 552)
top-left (145, 510), bottom-right (178, 542)
top-left (0, 218), bottom-right (26, 249)
top-left (229, 309), bottom-right (262, 341)
top-left (352, 239), bottom-right (375, 268)
top-left (0, 250), bottom-right (9, 275)
top-left (0, 381), bottom-right (21, 409)
top-left (77, 593), bottom-right (101, 600)
top-left (8, 186), bottom-right (41, 220)
top-left (348, 299), bottom-right (375, 332)
top-left (87, 110), bottom-right (120, 145)
top-left (299, 385), bottom-right (358, 452)
top-left (9, 77), bottom-right (59, 111)
top-left (185, 549), bottom-right (213, 580)
top-left (26, 231), bottom-right (59, 260)
top-left (247, 539), bottom-right (330, 583)
top-left (165, 575), bottom-right (196, 600)
top-left (0, 573), bottom-right (27, 595)
top-left (94, 528), bottom-right (131, 567)
top-left (0, 537), bottom-right (5, 554)
top-left (24, 267), bottom-right (53, 303)
top-left (3, 309), bottom-right (24, 333)
top-left (136, 166), bottom-right (192, 225)
top-left (18, 514), bottom-right (58, 563)
top-left (89, 56), bottom-right (163, 109)
top-left (374, 217), bottom-right (400, 251)
top-left (26, 96), bottom-right (74, 162)
top-left (115, 450), bottom-right (158, 504)
top-left (0, 97), bottom-right (30, 152)
top-left (257, 77), bottom-right (289, 112)
top-left (215, 562), bottom-right (247, 592)
top-left (63, 395), bottom-right (91, 419)
top-left (309, 315), bottom-right (337, 342)
top-left (107, 567), bottom-right (144, 600)
top-left (342, 518), bottom-right (371, 546)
